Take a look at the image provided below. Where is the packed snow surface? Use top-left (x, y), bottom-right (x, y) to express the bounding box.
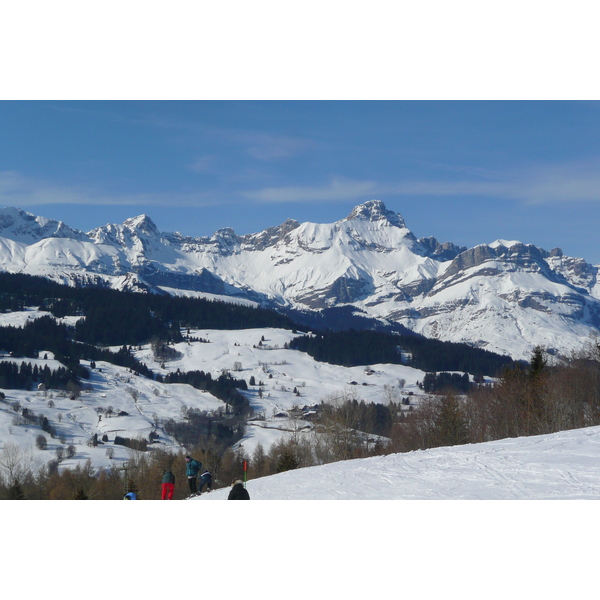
top-left (197, 425), bottom-right (600, 500)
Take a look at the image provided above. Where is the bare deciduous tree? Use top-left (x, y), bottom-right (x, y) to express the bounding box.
top-left (0, 442), bottom-right (36, 487)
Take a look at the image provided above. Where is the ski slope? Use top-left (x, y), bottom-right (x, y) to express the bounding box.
top-left (196, 425), bottom-right (600, 500)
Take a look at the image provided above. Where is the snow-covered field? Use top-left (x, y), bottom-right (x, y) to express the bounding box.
top-left (0, 318), bottom-right (428, 472)
top-left (197, 424), bottom-right (600, 500)
top-left (134, 326), bottom-right (425, 456)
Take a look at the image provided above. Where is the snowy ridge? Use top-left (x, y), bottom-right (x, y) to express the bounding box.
top-left (1, 202), bottom-right (599, 359)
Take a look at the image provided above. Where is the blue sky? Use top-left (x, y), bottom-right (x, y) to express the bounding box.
top-left (2, 100), bottom-right (600, 263)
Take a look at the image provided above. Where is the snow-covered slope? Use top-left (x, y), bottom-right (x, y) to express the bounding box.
top-left (1, 202), bottom-right (599, 359)
top-left (0, 346), bottom-right (229, 472)
top-left (196, 425), bottom-right (600, 500)
top-left (0, 319), bottom-right (428, 472)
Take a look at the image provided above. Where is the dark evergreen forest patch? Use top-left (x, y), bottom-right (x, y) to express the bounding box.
top-left (160, 369), bottom-right (250, 416)
top-left (289, 329), bottom-right (515, 376)
top-left (0, 272), bottom-right (295, 347)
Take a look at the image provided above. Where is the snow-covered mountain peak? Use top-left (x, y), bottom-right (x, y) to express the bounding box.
top-left (88, 214), bottom-right (163, 248)
top-left (122, 214), bottom-right (160, 237)
top-left (242, 218), bottom-right (300, 250)
top-left (0, 207), bottom-right (87, 243)
top-left (344, 200), bottom-right (406, 228)
top-left (489, 239), bottom-right (523, 250)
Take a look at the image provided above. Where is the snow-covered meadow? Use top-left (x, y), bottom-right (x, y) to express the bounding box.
top-left (0, 312), bottom-right (428, 472)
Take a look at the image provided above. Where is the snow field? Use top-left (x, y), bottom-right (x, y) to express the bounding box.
top-left (0, 326), bottom-right (428, 472)
top-left (196, 424), bottom-right (600, 500)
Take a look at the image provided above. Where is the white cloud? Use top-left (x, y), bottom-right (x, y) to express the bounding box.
top-left (245, 134), bottom-right (311, 161)
top-left (209, 127), bottom-right (314, 162)
top-left (0, 171), bottom-right (218, 208)
top-left (515, 159), bottom-right (600, 204)
top-left (241, 157), bottom-right (600, 206)
top-left (243, 177), bottom-right (378, 203)
top-left (188, 155), bottom-right (218, 174)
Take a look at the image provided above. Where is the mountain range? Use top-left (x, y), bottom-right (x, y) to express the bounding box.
top-left (1, 201), bottom-right (598, 360)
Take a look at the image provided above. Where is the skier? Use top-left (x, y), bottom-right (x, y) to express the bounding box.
top-left (124, 491), bottom-right (137, 500)
top-left (198, 469), bottom-right (212, 494)
top-left (227, 478), bottom-right (250, 500)
top-left (185, 455), bottom-right (202, 496)
top-left (161, 469), bottom-right (176, 500)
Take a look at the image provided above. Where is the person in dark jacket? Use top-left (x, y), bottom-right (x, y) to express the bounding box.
top-left (161, 470), bottom-right (175, 500)
top-left (198, 469), bottom-right (212, 494)
top-left (185, 455), bottom-right (202, 496)
top-left (228, 479), bottom-right (250, 500)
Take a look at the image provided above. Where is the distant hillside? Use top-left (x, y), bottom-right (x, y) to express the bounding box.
top-left (1, 273), bottom-right (517, 378)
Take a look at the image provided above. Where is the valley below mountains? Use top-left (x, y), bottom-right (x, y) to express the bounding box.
top-left (1, 200), bottom-right (599, 360)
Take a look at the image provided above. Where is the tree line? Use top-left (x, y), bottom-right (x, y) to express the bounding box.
top-left (160, 369), bottom-right (250, 415)
top-left (0, 316), bottom-right (153, 379)
top-left (289, 329), bottom-right (515, 376)
top-left (0, 361), bottom-right (79, 391)
top-left (420, 371), bottom-right (471, 394)
top-left (0, 272), bottom-right (295, 347)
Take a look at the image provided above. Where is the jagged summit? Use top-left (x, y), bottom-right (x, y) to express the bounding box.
top-left (88, 214), bottom-right (163, 247)
top-left (122, 214), bottom-right (160, 237)
top-left (0, 206), bottom-right (87, 243)
top-left (344, 200), bottom-right (406, 228)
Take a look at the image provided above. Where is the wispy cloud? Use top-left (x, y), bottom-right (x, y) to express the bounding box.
top-left (53, 104), bottom-right (317, 174)
top-left (514, 159), bottom-right (600, 204)
top-left (209, 128), bottom-right (314, 162)
top-left (241, 158), bottom-right (600, 206)
top-left (188, 155), bottom-right (218, 174)
top-left (245, 133), bottom-right (312, 161)
top-left (385, 159), bottom-right (600, 204)
top-left (6, 155), bottom-right (600, 214)
top-left (0, 171), bottom-right (219, 208)
top-left (242, 176), bottom-right (516, 204)
top-left (243, 177), bottom-right (378, 203)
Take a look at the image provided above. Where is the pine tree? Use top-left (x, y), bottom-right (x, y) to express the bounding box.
top-left (435, 393), bottom-right (468, 447)
top-left (529, 346), bottom-right (547, 380)
top-left (8, 482), bottom-right (25, 500)
top-left (126, 477), bottom-right (140, 499)
top-left (275, 447), bottom-right (300, 473)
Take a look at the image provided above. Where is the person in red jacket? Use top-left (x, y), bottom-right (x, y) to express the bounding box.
top-left (161, 470), bottom-right (175, 499)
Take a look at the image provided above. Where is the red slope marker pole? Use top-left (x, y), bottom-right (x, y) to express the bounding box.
top-left (243, 460), bottom-right (247, 488)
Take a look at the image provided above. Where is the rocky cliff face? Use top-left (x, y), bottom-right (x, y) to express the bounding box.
top-left (1, 201), bottom-right (599, 360)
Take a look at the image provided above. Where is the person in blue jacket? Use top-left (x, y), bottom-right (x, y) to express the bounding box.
top-left (185, 455), bottom-right (202, 496)
top-left (198, 469), bottom-right (212, 494)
